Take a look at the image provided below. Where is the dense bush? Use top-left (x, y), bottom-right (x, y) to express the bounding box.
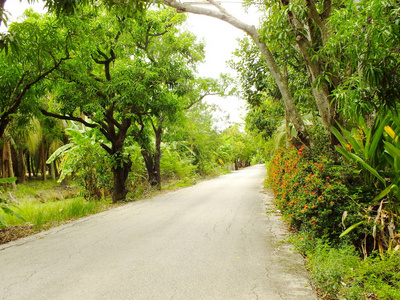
top-left (267, 141), bottom-right (361, 241)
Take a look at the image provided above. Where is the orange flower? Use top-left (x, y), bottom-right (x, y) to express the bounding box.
top-left (311, 222), bottom-right (316, 226)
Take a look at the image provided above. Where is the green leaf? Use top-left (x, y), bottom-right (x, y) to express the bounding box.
top-left (340, 221), bottom-right (365, 238)
top-left (369, 115), bottom-right (390, 160)
top-left (372, 184), bottom-right (395, 202)
top-left (47, 143), bottom-right (74, 164)
top-left (330, 126), bottom-right (347, 147)
top-left (1, 205), bottom-right (25, 221)
top-left (0, 177), bottom-right (17, 184)
top-left (383, 142), bottom-right (400, 172)
top-left (336, 146), bottom-right (386, 185)
top-left (0, 213), bottom-right (7, 227)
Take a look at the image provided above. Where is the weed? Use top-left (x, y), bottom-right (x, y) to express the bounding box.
top-left (1, 197), bottom-right (110, 229)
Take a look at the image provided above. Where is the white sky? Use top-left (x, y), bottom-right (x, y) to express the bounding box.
top-left (2, 0), bottom-right (261, 128)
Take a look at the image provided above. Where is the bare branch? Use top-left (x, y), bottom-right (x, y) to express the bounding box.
top-left (207, 0), bottom-right (232, 17)
top-left (185, 92), bottom-right (221, 110)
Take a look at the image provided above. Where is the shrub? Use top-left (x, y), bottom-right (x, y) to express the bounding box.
top-left (161, 150), bottom-right (197, 180)
top-left (344, 253), bottom-right (400, 300)
top-left (267, 141), bottom-right (360, 240)
top-left (291, 235), bottom-right (400, 300)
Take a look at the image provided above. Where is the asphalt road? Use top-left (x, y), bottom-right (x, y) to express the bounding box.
top-left (0, 165), bottom-right (316, 300)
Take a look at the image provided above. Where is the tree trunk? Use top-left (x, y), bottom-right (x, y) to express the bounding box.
top-left (17, 148), bottom-right (26, 183)
top-left (111, 152), bottom-right (132, 203)
top-left (32, 154), bottom-right (38, 177)
top-left (26, 153), bottom-right (32, 179)
top-left (11, 145), bottom-right (18, 180)
top-left (142, 125), bottom-right (163, 190)
top-left (2, 141), bottom-right (16, 189)
top-left (142, 150), bottom-right (159, 188)
top-left (40, 142), bottom-right (46, 181)
top-left (50, 161), bottom-right (56, 180)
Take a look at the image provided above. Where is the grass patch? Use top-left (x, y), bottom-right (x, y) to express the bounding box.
top-left (4, 179), bottom-right (79, 204)
top-left (1, 197), bottom-right (110, 230)
top-left (163, 176), bottom-right (198, 190)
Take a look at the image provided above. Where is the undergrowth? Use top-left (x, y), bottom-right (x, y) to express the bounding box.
top-left (2, 197), bottom-right (110, 230)
top-left (267, 125), bottom-right (400, 299)
top-left (290, 234), bottom-right (400, 300)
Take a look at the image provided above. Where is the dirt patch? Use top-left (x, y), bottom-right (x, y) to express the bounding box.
top-left (0, 224), bottom-right (39, 245)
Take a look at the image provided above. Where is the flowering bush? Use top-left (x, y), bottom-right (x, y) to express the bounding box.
top-left (267, 143), bottom-right (358, 240)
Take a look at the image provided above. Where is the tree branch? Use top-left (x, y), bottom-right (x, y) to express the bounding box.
top-left (185, 92), bottom-right (221, 110)
top-left (305, 0), bottom-right (323, 29)
top-left (40, 108), bottom-right (98, 128)
top-left (0, 55), bottom-right (70, 137)
top-left (152, 0), bottom-right (311, 145)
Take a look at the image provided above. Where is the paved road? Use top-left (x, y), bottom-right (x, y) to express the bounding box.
top-left (0, 165), bottom-right (316, 300)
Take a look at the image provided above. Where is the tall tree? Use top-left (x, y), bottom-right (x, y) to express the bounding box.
top-left (155, 0), bottom-right (312, 146)
top-left (42, 8), bottom-right (205, 201)
top-left (0, 10), bottom-right (70, 138)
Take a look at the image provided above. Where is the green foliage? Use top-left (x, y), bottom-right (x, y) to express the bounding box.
top-left (47, 123), bottom-right (113, 200)
top-left (344, 253), bottom-right (400, 300)
top-left (1, 197), bottom-right (109, 229)
top-left (221, 125), bottom-right (257, 168)
top-left (267, 125), bottom-right (360, 241)
top-left (245, 97), bottom-right (284, 140)
top-left (291, 235), bottom-right (400, 300)
top-left (323, 0), bottom-right (400, 116)
top-left (160, 144), bottom-right (197, 181)
top-left (331, 113), bottom-right (400, 253)
top-left (0, 177), bottom-right (25, 227)
top-left (0, 10), bottom-right (70, 136)
top-left (307, 241), bottom-right (359, 298)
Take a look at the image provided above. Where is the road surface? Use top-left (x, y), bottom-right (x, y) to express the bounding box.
top-left (0, 165), bottom-right (316, 299)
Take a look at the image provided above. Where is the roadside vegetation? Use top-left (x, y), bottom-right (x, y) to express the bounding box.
top-left (0, 4), bottom-right (259, 244)
top-left (1, 0), bottom-right (400, 299)
top-left (227, 1), bottom-right (400, 298)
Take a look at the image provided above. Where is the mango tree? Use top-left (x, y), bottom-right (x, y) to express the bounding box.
top-left (0, 10), bottom-right (70, 138)
top-left (41, 8), bottom-right (204, 201)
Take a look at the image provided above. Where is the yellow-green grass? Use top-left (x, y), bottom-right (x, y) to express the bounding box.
top-left (2, 197), bottom-right (110, 229)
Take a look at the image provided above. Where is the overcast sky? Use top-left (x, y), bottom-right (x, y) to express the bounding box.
top-left (2, 0), bottom-right (261, 128)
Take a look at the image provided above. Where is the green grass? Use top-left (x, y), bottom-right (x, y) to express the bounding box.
top-left (3, 179), bottom-right (79, 204)
top-left (2, 197), bottom-right (110, 229)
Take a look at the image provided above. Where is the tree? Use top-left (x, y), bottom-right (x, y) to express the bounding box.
top-left (41, 8), bottom-right (205, 201)
top-left (156, 0), bottom-right (312, 146)
top-left (0, 10), bottom-right (70, 138)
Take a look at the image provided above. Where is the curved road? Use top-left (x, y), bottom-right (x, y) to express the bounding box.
top-left (0, 165), bottom-right (316, 299)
